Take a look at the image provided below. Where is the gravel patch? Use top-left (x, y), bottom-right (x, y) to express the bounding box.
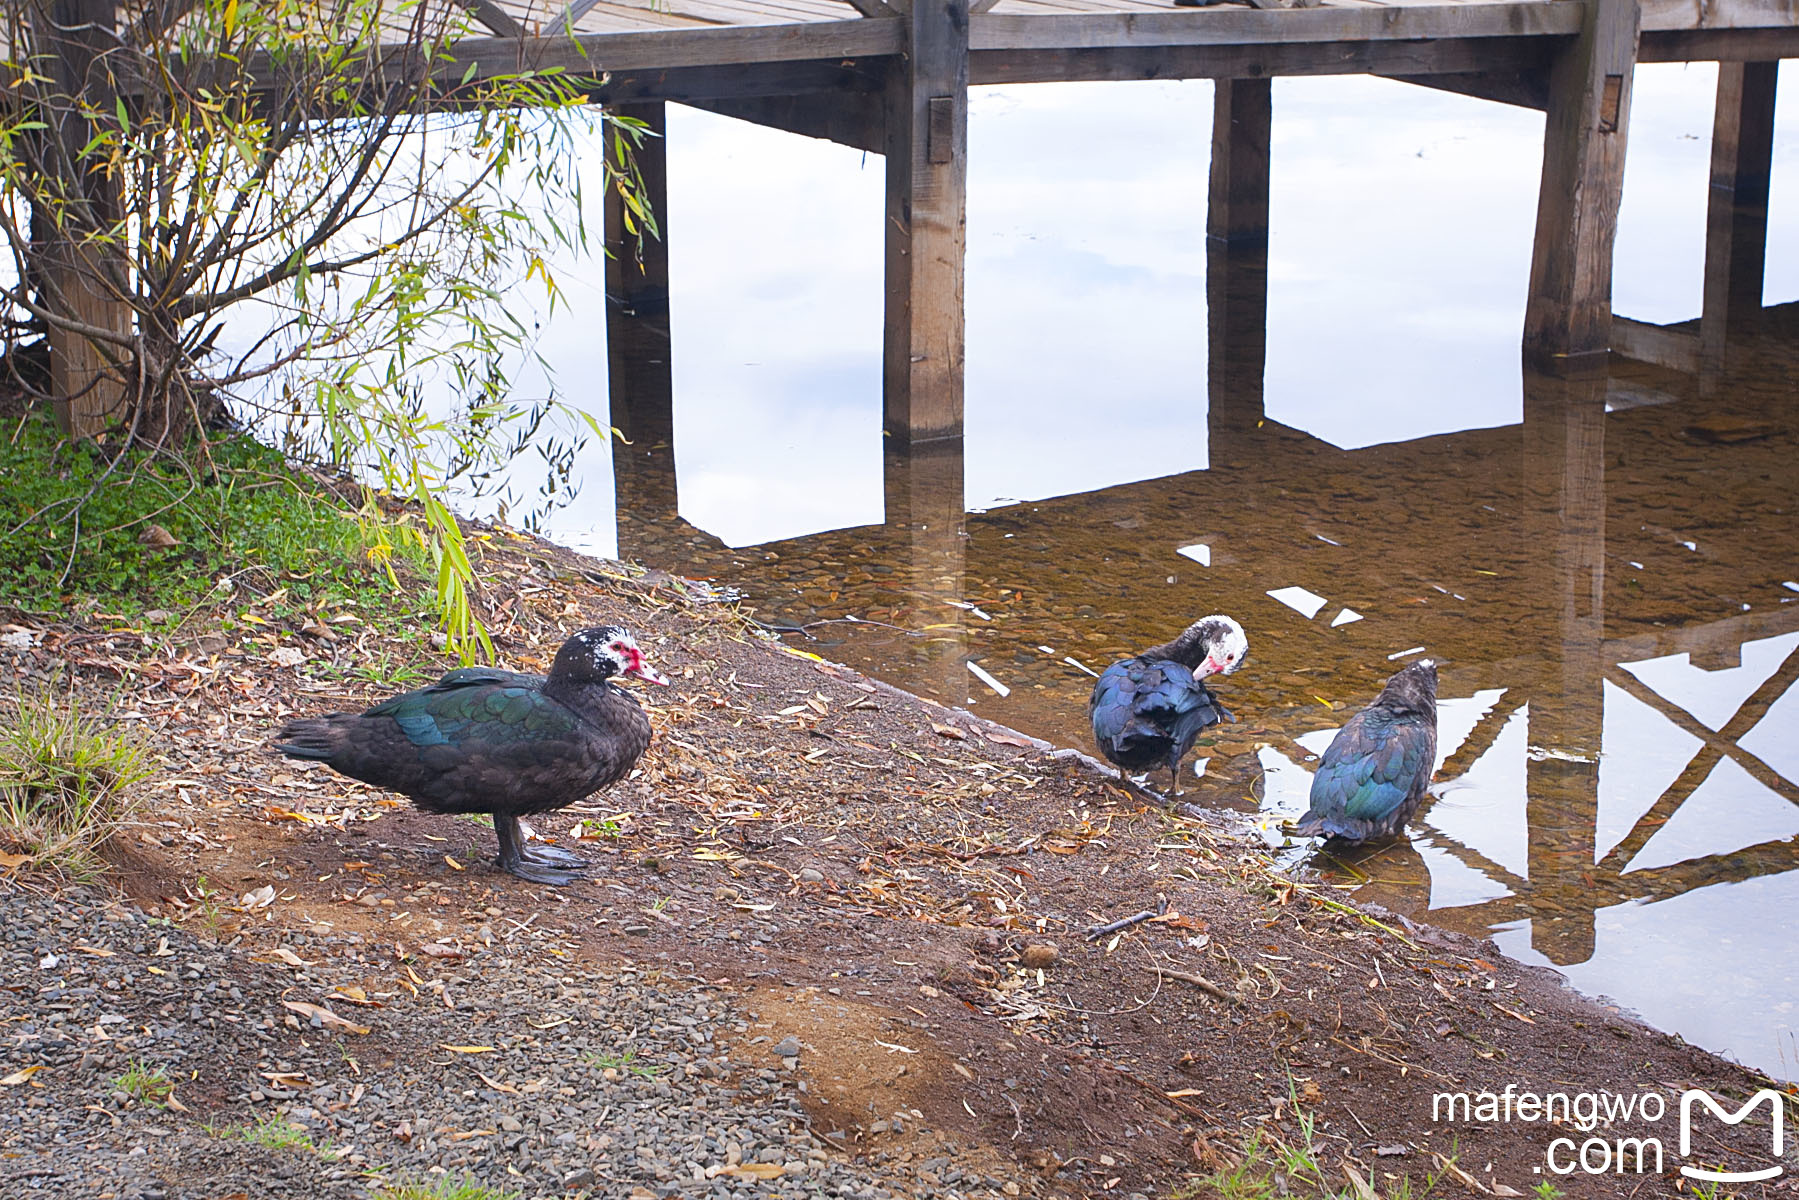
top-left (0, 883), bottom-right (1006, 1200)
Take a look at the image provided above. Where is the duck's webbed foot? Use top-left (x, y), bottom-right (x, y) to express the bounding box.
top-left (519, 840), bottom-right (586, 869)
top-left (495, 814), bottom-right (585, 886)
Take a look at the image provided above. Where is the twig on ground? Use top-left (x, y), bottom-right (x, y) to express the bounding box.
top-left (1085, 899), bottom-right (1168, 940)
top-left (1144, 964), bottom-right (1239, 1006)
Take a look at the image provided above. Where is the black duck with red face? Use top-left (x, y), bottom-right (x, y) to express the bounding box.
top-left (275, 626), bottom-right (668, 884)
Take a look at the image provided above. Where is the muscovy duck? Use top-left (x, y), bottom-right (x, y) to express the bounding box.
top-left (1293, 658), bottom-right (1437, 843)
top-left (274, 626), bottom-right (668, 884)
top-left (1088, 615), bottom-right (1247, 796)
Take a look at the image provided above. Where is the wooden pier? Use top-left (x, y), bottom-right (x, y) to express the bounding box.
top-left (475, 0), bottom-right (1798, 445)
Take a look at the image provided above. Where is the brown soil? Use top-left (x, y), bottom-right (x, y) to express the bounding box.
top-left (4, 531), bottom-right (1792, 1199)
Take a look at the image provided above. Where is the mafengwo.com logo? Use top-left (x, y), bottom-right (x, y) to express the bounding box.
top-left (1431, 1085), bottom-right (1787, 1181)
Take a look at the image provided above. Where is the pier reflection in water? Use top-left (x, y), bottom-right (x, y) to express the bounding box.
top-left (540, 74), bottom-right (1799, 1079)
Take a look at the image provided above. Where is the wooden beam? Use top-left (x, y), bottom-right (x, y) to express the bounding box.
top-left (438, 19), bottom-right (902, 77)
top-left (882, 0), bottom-right (969, 447)
top-left (1641, 26), bottom-right (1799, 60)
top-left (970, 36), bottom-right (1557, 86)
top-left (685, 90), bottom-right (884, 151)
top-left (582, 59), bottom-right (887, 105)
top-left (968, 4), bottom-right (1586, 53)
top-left (1383, 68), bottom-right (1550, 110)
top-left (1521, 0), bottom-right (1640, 372)
top-left (1610, 315), bottom-right (1699, 372)
top-left (459, 0), bottom-right (526, 39)
top-left (1699, 59), bottom-right (1778, 376)
top-left (1207, 78), bottom-right (1270, 244)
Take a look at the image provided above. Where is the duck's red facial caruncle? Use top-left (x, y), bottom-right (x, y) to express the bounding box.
top-left (610, 637), bottom-right (671, 686)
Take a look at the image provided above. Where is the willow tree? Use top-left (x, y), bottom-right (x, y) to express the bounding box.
top-left (1, 0), bottom-right (650, 656)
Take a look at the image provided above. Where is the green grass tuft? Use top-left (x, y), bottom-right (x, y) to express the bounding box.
top-left (371, 1174), bottom-right (520, 1200)
top-left (212, 1112), bottom-right (339, 1158)
top-left (113, 1059), bottom-right (173, 1106)
top-left (0, 681), bottom-right (151, 873)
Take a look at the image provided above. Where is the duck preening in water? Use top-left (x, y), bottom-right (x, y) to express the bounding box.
top-left (1087, 615), bottom-right (1247, 797)
top-left (275, 626), bottom-right (668, 885)
top-left (1293, 658), bottom-right (1438, 843)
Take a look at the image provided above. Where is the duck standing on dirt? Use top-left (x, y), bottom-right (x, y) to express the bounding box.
top-left (1087, 615), bottom-right (1247, 797)
top-left (274, 626), bottom-right (668, 884)
top-left (1292, 658), bottom-right (1438, 843)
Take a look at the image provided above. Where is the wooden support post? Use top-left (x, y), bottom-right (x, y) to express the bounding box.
top-left (882, 0), bottom-right (969, 448)
top-left (1521, 0), bottom-right (1639, 374)
top-left (1207, 78), bottom-right (1271, 246)
top-left (604, 102), bottom-right (680, 557)
top-left (1699, 61), bottom-right (1778, 380)
top-left (32, 0), bottom-right (132, 437)
top-left (1519, 372), bottom-right (1607, 966)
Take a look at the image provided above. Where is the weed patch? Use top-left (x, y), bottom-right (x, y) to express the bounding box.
top-left (0, 682), bottom-right (150, 873)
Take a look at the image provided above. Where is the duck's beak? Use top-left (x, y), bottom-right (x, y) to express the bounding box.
top-left (625, 650), bottom-right (671, 686)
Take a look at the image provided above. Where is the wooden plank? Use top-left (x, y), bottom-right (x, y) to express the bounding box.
top-left (686, 90), bottom-right (885, 149)
top-left (969, 34), bottom-right (1555, 84)
top-left (968, 3), bottom-right (1586, 51)
top-left (1699, 58), bottom-right (1777, 376)
top-left (1640, 0), bottom-right (1799, 30)
top-left (1521, 0), bottom-right (1640, 371)
top-left (1207, 77), bottom-right (1270, 243)
top-left (883, 0), bottom-right (970, 446)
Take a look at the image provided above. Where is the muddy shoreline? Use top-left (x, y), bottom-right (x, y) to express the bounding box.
top-left (1, 530), bottom-right (1791, 1199)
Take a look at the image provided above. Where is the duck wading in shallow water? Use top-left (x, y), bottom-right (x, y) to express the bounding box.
top-left (1087, 615), bottom-right (1247, 798)
top-left (275, 626), bottom-right (668, 884)
top-left (1292, 658), bottom-right (1438, 843)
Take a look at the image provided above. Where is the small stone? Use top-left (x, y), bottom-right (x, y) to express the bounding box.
top-left (770, 1036), bottom-right (802, 1058)
top-left (563, 1168), bottom-right (597, 1188)
top-left (798, 868), bottom-right (825, 883)
top-left (499, 1114), bottom-right (523, 1133)
top-left (1020, 943), bottom-right (1059, 969)
top-left (624, 924), bottom-right (652, 937)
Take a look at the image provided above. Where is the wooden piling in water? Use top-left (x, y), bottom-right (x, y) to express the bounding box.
top-left (1207, 78), bottom-right (1272, 247)
top-left (605, 103), bottom-right (681, 540)
top-left (882, 0), bottom-right (970, 449)
top-left (1700, 60), bottom-right (1779, 378)
top-left (1522, 0), bottom-right (1640, 374)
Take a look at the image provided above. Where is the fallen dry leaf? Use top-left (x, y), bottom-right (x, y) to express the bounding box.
top-left (281, 1000), bottom-right (370, 1035)
top-left (1, 1065), bottom-right (44, 1086)
top-left (439, 1044), bottom-right (496, 1054)
top-left (477, 1071), bottom-right (519, 1095)
top-left (726, 1164), bottom-right (784, 1181)
top-left (0, 851), bottom-right (33, 871)
top-left (928, 721), bottom-right (966, 740)
top-left (982, 729), bottom-right (1035, 747)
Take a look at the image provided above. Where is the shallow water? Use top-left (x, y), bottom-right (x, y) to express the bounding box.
top-left (519, 69), bottom-right (1799, 1080)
